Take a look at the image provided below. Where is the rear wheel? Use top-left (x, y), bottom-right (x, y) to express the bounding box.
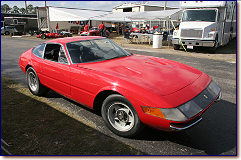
top-left (101, 94), bottom-right (143, 137)
top-left (41, 34), bottom-right (46, 39)
top-left (26, 67), bottom-right (49, 96)
top-left (173, 44), bottom-right (180, 50)
top-left (5, 31), bottom-right (10, 35)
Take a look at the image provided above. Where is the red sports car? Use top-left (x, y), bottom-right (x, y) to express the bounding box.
top-left (80, 27), bottom-right (110, 37)
top-left (19, 36), bottom-right (221, 137)
top-left (36, 32), bottom-right (63, 39)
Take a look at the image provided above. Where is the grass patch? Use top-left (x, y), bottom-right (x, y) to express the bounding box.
top-left (1, 76), bottom-right (144, 155)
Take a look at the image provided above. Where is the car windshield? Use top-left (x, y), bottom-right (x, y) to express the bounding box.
top-left (66, 38), bottom-right (131, 63)
top-left (182, 9), bottom-right (217, 22)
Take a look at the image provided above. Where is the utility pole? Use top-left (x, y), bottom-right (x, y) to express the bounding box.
top-left (45, 1), bottom-right (47, 7)
top-left (163, 1), bottom-right (167, 28)
top-left (25, 1), bottom-right (28, 14)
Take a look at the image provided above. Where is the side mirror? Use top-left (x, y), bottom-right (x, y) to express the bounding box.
top-left (130, 53), bottom-right (134, 55)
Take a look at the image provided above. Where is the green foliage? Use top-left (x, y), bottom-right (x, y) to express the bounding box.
top-left (1, 3), bottom-right (37, 14)
top-left (1, 4), bottom-right (11, 13)
top-left (11, 6), bottom-right (19, 13)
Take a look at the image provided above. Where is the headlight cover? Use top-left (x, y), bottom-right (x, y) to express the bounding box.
top-left (161, 81), bottom-right (221, 122)
top-left (208, 31), bottom-right (216, 38)
top-left (173, 30), bottom-right (179, 37)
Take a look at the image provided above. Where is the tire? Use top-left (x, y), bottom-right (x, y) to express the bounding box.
top-left (101, 94), bottom-right (143, 137)
top-left (209, 36), bottom-right (218, 53)
top-left (40, 34), bottom-right (46, 39)
top-left (26, 67), bottom-right (49, 96)
top-left (173, 44), bottom-right (180, 50)
top-left (5, 31), bottom-right (10, 35)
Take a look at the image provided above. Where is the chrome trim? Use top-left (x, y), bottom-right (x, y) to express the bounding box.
top-left (215, 91), bottom-right (222, 102)
top-left (172, 38), bottom-right (215, 47)
top-left (170, 117), bottom-right (202, 131)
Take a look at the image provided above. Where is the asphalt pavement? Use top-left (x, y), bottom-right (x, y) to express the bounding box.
top-left (1, 36), bottom-right (237, 155)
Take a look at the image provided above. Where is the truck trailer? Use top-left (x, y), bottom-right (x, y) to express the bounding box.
top-left (172, 1), bottom-right (236, 52)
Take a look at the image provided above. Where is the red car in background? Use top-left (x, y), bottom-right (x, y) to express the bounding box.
top-left (36, 31), bottom-right (63, 39)
top-left (19, 36), bottom-right (222, 137)
top-left (80, 27), bottom-right (110, 37)
top-left (132, 28), bottom-right (140, 32)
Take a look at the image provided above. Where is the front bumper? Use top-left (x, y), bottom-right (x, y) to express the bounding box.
top-left (140, 79), bottom-right (221, 132)
top-left (172, 38), bottom-right (215, 47)
top-left (169, 90), bottom-right (222, 131)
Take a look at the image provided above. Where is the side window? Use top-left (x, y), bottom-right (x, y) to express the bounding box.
top-left (44, 43), bottom-right (68, 64)
top-left (58, 47), bottom-right (68, 64)
top-left (32, 43), bottom-right (46, 58)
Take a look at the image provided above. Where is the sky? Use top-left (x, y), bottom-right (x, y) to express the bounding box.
top-left (1, 1), bottom-right (180, 11)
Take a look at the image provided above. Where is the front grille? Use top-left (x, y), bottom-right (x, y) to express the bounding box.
top-left (181, 29), bottom-right (203, 38)
top-left (178, 81), bottom-right (220, 119)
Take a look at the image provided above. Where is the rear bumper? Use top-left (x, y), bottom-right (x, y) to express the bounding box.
top-left (172, 38), bottom-right (215, 47)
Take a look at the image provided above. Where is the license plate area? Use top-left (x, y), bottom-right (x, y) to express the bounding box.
top-left (187, 45), bottom-right (194, 49)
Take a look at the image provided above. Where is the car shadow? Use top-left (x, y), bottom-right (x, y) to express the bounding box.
top-left (44, 89), bottom-right (236, 155)
top-left (45, 90), bottom-right (100, 115)
top-left (135, 99), bottom-right (236, 155)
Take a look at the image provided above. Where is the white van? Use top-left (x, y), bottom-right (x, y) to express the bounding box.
top-left (172, 1), bottom-right (236, 52)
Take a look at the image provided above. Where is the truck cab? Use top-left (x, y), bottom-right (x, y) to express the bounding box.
top-left (172, 1), bottom-right (236, 52)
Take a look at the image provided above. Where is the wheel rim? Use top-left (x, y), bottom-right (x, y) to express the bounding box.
top-left (28, 71), bottom-right (38, 91)
top-left (107, 102), bottom-right (135, 132)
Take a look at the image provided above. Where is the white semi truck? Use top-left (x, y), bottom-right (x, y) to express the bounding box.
top-left (172, 1), bottom-right (236, 52)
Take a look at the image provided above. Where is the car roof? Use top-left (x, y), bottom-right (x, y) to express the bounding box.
top-left (46, 36), bottom-right (105, 44)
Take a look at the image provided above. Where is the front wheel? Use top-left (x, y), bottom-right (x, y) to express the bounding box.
top-left (173, 44), bottom-right (180, 50)
top-left (26, 67), bottom-right (48, 96)
top-left (101, 94), bottom-right (143, 137)
top-left (209, 36), bottom-right (219, 53)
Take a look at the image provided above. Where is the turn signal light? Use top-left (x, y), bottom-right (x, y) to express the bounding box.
top-left (141, 106), bottom-right (165, 119)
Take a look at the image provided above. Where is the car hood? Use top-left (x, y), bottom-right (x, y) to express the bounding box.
top-left (78, 54), bottom-right (203, 96)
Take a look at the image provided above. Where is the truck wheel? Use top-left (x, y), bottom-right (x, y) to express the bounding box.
top-left (209, 36), bottom-right (218, 53)
top-left (101, 94), bottom-right (143, 137)
top-left (5, 31), bottom-right (10, 35)
top-left (173, 44), bottom-right (180, 50)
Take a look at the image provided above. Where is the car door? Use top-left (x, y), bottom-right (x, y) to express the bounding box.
top-left (40, 43), bottom-right (71, 96)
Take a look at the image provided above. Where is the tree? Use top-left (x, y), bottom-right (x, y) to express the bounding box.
top-left (19, 8), bottom-right (26, 14)
top-left (11, 6), bottom-right (19, 13)
top-left (1, 4), bottom-right (11, 13)
top-left (27, 4), bottom-right (34, 13)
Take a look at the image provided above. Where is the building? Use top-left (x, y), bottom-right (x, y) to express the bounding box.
top-left (37, 7), bottom-right (111, 33)
top-left (113, 3), bottom-right (178, 12)
top-left (112, 2), bottom-right (180, 30)
top-left (1, 13), bottom-right (38, 34)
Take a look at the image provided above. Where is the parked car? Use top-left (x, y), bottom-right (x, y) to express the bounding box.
top-left (36, 31), bottom-right (63, 39)
top-left (80, 27), bottom-right (110, 37)
top-left (1, 26), bottom-right (18, 35)
top-left (19, 36), bottom-right (222, 137)
top-left (29, 29), bottom-right (41, 36)
top-left (59, 31), bottom-right (72, 37)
